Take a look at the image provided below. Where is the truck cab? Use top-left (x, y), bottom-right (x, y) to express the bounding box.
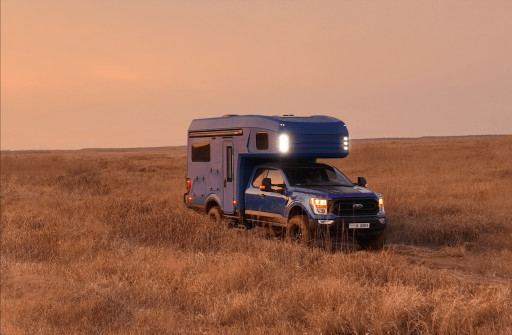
top-left (184, 115), bottom-right (387, 249)
top-left (244, 162), bottom-right (386, 249)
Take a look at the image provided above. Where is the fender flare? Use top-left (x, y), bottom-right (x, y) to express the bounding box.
top-left (205, 193), bottom-right (222, 213)
top-left (285, 201), bottom-right (312, 220)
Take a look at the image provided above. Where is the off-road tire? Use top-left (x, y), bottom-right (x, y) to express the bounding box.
top-left (207, 206), bottom-right (223, 224)
top-left (286, 215), bottom-right (310, 245)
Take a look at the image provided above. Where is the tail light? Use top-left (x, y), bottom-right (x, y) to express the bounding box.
top-left (186, 178), bottom-right (192, 193)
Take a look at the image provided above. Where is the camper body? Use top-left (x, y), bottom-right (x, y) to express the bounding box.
top-left (185, 115), bottom-right (387, 249)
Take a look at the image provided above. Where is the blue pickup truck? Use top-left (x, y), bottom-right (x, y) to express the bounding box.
top-left (184, 115), bottom-right (387, 249)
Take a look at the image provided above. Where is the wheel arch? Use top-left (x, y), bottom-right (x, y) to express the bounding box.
top-left (205, 194), bottom-right (222, 214)
top-left (287, 204), bottom-right (309, 220)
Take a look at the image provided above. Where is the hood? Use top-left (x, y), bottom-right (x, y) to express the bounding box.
top-left (291, 184), bottom-right (377, 198)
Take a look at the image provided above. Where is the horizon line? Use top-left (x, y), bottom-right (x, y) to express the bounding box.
top-left (1, 134), bottom-right (510, 154)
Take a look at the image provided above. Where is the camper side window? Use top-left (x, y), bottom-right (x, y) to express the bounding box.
top-left (226, 146), bottom-right (233, 182)
top-left (256, 132), bottom-right (269, 150)
top-left (191, 142), bottom-right (211, 162)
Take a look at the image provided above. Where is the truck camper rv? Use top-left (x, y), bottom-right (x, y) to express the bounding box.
top-left (185, 114), bottom-right (387, 250)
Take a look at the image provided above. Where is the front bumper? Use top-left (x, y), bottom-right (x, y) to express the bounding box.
top-left (309, 216), bottom-right (387, 240)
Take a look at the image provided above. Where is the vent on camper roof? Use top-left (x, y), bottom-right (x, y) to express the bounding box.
top-left (222, 114), bottom-right (239, 117)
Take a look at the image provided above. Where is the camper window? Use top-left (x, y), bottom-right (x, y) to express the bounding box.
top-left (226, 146), bottom-right (233, 182)
top-left (256, 132), bottom-right (269, 150)
top-left (191, 142), bottom-right (211, 162)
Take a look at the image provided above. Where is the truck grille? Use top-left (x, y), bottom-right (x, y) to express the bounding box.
top-left (331, 198), bottom-right (379, 216)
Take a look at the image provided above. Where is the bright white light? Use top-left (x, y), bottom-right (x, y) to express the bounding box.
top-left (342, 136), bottom-right (349, 151)
top-left (279, 134), bottom-right (289, 153)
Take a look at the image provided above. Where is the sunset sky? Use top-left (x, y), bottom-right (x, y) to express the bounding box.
top-left (1, 1), bottom-right (511, 150)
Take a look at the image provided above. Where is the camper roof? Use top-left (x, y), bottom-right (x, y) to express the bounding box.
top-left (188, 115), bottom-right (350, 158)
top-left (188, 115), bottom-right (347, 135)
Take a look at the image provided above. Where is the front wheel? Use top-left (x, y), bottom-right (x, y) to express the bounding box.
top-left (357, 232), bottom-right (386, 251)
top-left (286, 215), bottom-right (310, 245)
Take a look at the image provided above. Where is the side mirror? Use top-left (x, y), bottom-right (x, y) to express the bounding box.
top-left (357, 177), bottom-right (367, 187)
top-left (260, 178), bottom-right (272, 192)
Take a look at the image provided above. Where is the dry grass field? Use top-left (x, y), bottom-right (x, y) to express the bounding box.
top-left (1, 136), bottom-right (512, 334)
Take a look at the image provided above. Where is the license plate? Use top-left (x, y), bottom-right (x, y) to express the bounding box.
top-left (349, 223), bottom-right (370, 229)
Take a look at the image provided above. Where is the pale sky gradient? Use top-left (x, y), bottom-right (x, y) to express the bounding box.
top-left (2, 1), bottom-right (511, 150)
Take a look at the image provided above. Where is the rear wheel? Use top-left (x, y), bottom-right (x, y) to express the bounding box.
top-left (286, 215), bottom-right (310, 245)
top-left (207, 206), bottom-right (223, 224)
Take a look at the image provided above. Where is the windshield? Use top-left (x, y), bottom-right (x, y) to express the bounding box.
top-left (283, 165), bottom-right (353, 187)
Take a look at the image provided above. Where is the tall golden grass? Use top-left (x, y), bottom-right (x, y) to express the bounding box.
top-left (1, 137), bottom-right (511, 334)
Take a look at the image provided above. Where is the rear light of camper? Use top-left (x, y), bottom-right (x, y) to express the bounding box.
top-left (310, 198), bottom-right (328, 215)
top-left (186, 178), bottom-right (192, 193)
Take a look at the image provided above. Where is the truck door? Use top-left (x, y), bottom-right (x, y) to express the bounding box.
top-left (261, 169), bottom-right (288, 218)
top-left (222, 140), bottom-right (235, 214)
top-left (245, 168), bottom-right (287, 223)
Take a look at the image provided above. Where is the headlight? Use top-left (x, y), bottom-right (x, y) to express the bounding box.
top-left (342, 136), bottom-right (349, 151)
top-left (310, 198), bottom-right (328, 215)
top-left (378, 197), bottom-right (385, 214)
top-left (279, 134), bottom-right (290, 153)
